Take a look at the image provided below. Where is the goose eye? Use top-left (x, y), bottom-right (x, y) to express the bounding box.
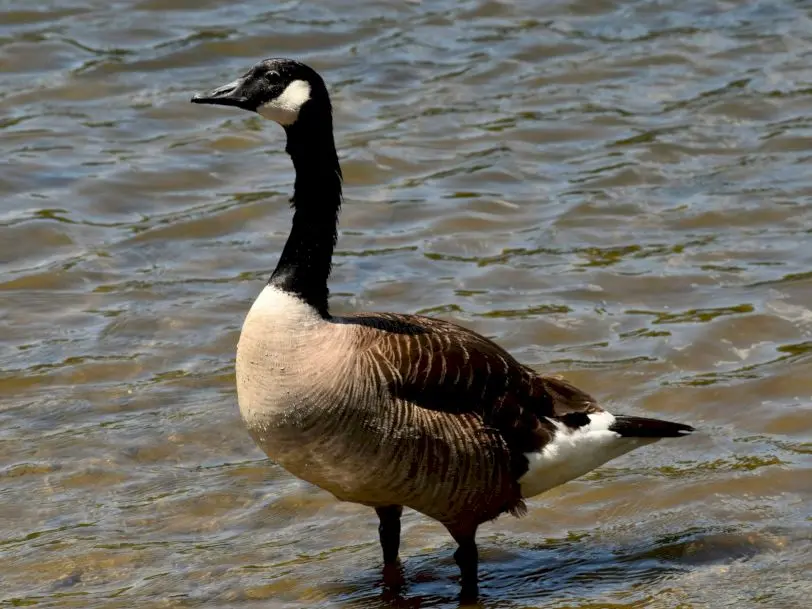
top-left (264, 71), bottom-right (279, 83)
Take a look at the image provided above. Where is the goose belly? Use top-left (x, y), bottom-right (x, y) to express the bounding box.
top-left (236, 359), bottom-right (378, 502)
top-left (237, 349), bottom-right (510, 514)
top-left (234, 289), bottom-right (375, 501)
top-left (236, 377), bottom-right (382, 502)
top-left (241, 405), bottom-right (381, 503)
top-left (239, 386), bottom-right (512, 518)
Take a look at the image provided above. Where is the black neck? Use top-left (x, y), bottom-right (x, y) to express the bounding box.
top-left (269, 113), bottom-right (342, 317)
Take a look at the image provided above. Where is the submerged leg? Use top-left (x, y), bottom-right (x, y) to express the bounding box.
top-left (375, 505), bottom-right (403, 564)
top-left (375, 505), bottom-right (404, 590)
top-left (446, 524), bottom-right (479, 602)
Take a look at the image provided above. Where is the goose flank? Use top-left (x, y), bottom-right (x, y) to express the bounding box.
top-left (191, 58), bottom-right (695, 600)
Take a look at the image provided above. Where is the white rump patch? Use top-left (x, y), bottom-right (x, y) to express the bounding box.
top-left (257, 79), bottom-right (312, 126)
top-left (518, 411), bottom-right (655, 499)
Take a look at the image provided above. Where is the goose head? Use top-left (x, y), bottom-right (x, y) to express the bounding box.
top-left (191, 58), bottom-right (330, 128)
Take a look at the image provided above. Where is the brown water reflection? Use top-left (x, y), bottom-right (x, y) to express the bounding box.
top-left (2, 0), bottom-right (811, 607)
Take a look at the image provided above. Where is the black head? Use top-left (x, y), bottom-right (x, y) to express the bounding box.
top-left (191, 58), bottom-right (329, 127)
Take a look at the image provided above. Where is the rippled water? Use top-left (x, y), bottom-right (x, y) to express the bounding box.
top-left (2, 1), bottom-right (812, 607)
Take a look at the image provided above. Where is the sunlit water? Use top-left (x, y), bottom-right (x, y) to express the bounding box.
top-left (2, 1), bottom-right (811, 607)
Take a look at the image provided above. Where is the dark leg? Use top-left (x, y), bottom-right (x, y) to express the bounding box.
top-left (446, 524), bottom-right (479, 602)
top-left (376, 505), bottom-right (404, 591)
top-left (375, 505), bottom-right (403, 564)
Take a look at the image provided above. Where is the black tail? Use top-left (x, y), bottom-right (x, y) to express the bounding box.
top-left (610, 415), bottom-right (694, 438)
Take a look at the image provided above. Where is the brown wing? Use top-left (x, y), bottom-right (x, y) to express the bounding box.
top-left (346, 312), bottom-right (603, 473)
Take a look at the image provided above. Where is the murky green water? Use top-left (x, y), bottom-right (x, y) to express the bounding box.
top-left (2, 1), bottom-right (811, 607)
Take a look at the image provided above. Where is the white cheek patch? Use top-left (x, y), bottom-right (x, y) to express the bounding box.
top-left (257, 79), bottom-right (312, 126)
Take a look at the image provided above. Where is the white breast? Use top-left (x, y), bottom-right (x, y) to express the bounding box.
top-left (234, 285), bottom-right (376, 499)
top-left (518, 411), bottom-right (655, 498)
top-left (245, 283), bottom-right (323, 330)
top-left (235, 285), bottom-right (340, 429)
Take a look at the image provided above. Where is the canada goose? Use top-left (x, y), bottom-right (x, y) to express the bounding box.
top-left (191, 58), bottom-right (694, 600)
